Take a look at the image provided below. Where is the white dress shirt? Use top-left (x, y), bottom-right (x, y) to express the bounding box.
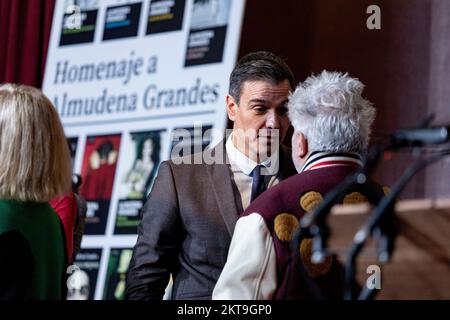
top-left (225, 134), bottom-right (280, 210)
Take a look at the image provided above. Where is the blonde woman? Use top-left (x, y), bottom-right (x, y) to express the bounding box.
top-left (0, 84), bottom-right (72, 299)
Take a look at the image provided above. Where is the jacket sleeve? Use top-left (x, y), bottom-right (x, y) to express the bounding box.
top-left (125, 161), bottom-right (182, 300)
top-left (212, 213), bottom-right (277, 300)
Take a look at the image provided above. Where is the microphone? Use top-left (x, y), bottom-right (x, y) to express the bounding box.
top-left (391, 126), bottom-right (450, 146)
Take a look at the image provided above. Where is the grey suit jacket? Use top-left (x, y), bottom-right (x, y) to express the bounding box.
top-left (126, 141), bottom-right (296, 300)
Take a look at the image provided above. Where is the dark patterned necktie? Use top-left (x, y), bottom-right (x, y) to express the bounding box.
top-left (250, 165), bottom-right (266, 202)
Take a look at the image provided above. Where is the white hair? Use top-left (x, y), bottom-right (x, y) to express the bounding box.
top-left (288, 70), bottom-right (376, 154)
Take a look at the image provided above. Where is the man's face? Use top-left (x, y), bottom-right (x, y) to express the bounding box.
top-left (227, 79), bottom-right (292, 162)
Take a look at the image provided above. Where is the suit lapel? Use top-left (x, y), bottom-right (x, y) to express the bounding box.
top-left (205, 141), bottom-right (240, 237)
top-left (207, 164), bottom-right (240, 236)
top-left (204, 142), bottom-right (295, 237)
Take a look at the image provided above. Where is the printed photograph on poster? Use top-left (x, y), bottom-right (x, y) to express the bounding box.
top-left (80, 134), bottom-right (121, 235)
top-left (184, 0), bottom-right (231, 66)
top-left (170, 124), bottom-right (213, 158)
top-left (68, 137), bottom-right (79, 171)
top-left (102, 1), bottom-right (142, 41)
top-left (103, 248), bottom-right (133, 300)
top-left (59, 0), bottom-right (99, 46)
top-left (114, 130), bottom-right (166, 235)
top-left (67, 248), bottom-right (102, 300)
top-left (146, 0), bottom-right (186, 35)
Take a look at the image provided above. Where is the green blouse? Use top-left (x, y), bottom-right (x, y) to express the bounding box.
top-left (0, 200), bottom-right (67, 299)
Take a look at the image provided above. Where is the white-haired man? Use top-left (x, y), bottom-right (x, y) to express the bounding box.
top-left (213, 71), bottom-right (385, 300)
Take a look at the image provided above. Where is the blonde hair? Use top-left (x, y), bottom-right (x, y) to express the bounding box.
top-left (0, 84), bottom-right (72, 202)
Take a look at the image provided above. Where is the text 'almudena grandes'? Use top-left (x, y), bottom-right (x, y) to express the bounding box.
top-left (53, 79), bottom-right (221, 118)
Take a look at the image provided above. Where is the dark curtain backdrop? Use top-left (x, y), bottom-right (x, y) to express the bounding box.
top-left (0, 0), bottom-right (55, 88)
top-left (239, 0), bottom-right (450, 199)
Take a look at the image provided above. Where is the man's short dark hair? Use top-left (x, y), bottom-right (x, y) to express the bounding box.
top-left (229, 51), bottom-right (295, 103)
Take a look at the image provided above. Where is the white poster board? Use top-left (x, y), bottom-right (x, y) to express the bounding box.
top-left (43, 0), bottom-right (246, 300)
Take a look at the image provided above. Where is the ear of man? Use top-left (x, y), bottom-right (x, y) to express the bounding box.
top-left (226, 95), bottom-right (238, 121)
top-left (294, 131), bottom-right (308, 159)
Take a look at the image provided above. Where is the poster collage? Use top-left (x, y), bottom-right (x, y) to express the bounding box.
top-left (69, 125), bottom-right (213, 299)
top-left (61, 0), bottom-right (231, 66)
top-left (44, 0), bottom-right (244, 299)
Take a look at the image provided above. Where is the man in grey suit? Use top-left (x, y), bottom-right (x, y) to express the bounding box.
top-left (126, 51), bottom-right (297, 300)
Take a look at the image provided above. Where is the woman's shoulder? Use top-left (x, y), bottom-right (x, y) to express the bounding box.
top-left (0, 199), bottom-right (61, 225)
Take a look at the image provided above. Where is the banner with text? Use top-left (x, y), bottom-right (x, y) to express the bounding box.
top-left (43, 0), bottom-right (245, 300)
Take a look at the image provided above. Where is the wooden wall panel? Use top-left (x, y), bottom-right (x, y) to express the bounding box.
top-left (238, 0), bottom-right (449, 199)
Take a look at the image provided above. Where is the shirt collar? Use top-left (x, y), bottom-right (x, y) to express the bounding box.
top-left (226, 133), bottom-right (279, 176)
top-left (301, 151), bottom-right (363, 172)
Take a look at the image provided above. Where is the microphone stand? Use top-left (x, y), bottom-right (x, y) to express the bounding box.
top-left (344, 149), bottom-right (450, 300)
top-left (289, 117), bottom-right (449, 300)
top-left (308, 116), bottom-right (446, 269)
